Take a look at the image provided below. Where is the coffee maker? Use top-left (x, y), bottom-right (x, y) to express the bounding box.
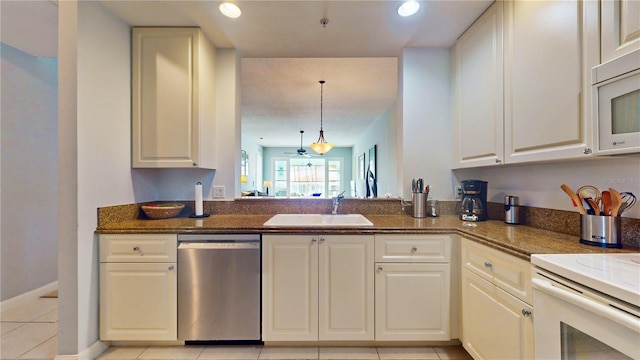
top-left (460, 180), bottom-right (488, 222)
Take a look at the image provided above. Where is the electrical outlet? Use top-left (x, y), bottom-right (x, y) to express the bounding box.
top-left (455, 185), bottom-right (462, 199)
top-left (213, 185), bottom-right (225, 198)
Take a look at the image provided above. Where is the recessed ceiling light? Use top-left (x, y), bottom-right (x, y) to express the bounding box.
top-left (219, 2), bottom-right (241, 18)
top-left (398, 1), bottom-right (420, 17)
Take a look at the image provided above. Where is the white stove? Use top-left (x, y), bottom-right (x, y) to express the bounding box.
top-left (531, 253), bottom-right (640, 308)
top-left (531, 253), bottom-right (640, 359)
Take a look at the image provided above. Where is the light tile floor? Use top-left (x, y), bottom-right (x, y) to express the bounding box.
top-left (1, 297), bottom-right (472, 360)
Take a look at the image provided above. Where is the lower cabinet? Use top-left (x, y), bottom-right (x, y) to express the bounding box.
top-left (375, 263), bottom-right (450, 341)
top-left (262, 234), bottom-right (374, 341)
top-left (99, 234), bottom-right (177, 341)
top-left (374, 234), bottom-right (452, 341)
top-left (460, 239), bottom-right (533, 359)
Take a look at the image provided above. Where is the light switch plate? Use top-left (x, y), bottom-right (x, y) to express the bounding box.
top-left (213, 185), bottom-right (225, 198)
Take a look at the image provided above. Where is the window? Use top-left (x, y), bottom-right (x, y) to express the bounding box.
top-left (272, 157), bottom-right (343, 198)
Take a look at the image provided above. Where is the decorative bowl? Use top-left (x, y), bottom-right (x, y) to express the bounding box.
top-left (141, 203), bottom-right (185, 219)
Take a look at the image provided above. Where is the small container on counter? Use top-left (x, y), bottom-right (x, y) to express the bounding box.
top-left (412, 192), bottom-right (427, 218)
top-left (504, 195), bottom-right (521, 225)
top-left (580, 214), bottom-right (622, 248)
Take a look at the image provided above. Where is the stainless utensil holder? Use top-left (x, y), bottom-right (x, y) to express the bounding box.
top-left (580, 214), bottom-right (622, 248)
top-left (412, 192), bottom-right (427, 218)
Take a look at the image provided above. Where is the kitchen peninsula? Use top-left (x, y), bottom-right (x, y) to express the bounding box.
top-left (95, 198), bottom-right (638, 354)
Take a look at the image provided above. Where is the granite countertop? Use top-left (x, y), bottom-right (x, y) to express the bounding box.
top-left (96, 214), bottom-right (637, 260)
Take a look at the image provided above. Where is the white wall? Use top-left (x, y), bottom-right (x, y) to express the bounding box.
top-left (0, 43), bottom-right (58, 301)
top-left (58, 0), bottom-right (136, 354)
top-left (353, 102), bottom-right (400, 197)
top-left (401, 48), bottom-right (453, 201)
top-left (214, 48), bottom-right (241, 199)
top-left (454, 157), bottom-right (640, 219)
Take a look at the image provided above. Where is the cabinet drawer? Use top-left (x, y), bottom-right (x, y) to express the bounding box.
top-left (100, 234), bottom-right (177, 263)
top-left (461, 239), bottom-right (531, 304)
top-left (375, 234), bottom-right (451, 263)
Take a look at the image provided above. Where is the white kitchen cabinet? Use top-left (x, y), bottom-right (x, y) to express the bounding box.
top-left (132, 27), bottom-right (216, 169)
top-left (374, 234), bottom-right (452, 341)
top-left (601, 0), bottom-right (640, 63)
top-left (460, 238), bottom-right (533, 360)
top-left (451, 0), bottom-right (599, 168)
top-left (262, 234), bottom-right (374, 342)
top-left (451, 2), bottom-right (504, 168)
top-left (99, 234), bottom-right (177, 341)
top-left (503, 0), bottom-right (599, 163)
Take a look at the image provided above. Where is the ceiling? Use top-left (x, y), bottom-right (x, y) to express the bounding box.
top-left (4, 0), bottom-right (494, 148)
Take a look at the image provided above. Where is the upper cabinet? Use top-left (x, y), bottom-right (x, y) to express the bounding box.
top-left (503, 0), bottom-right (599, 163)
top-left (132, 27), bottom-right (216, 169)
top-left (452, 0), bottom-right (599, 168)
top-left (601, 0), bottom-right (640, 63)
top-left (451, 2), bottom-right (504, 168)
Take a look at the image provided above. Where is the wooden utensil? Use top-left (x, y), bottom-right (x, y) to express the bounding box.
top-left (601, 190), bottom-right (612, 215)
top-left (585, 198), bottom-right (600, 215)
top-left (561, 184), bottom-right (587, 215)
top-left (609, 188), bottom-right (623, 217)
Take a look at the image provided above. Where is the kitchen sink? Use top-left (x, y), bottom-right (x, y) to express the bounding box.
top-left (263, 214), bottom-right (373, 227)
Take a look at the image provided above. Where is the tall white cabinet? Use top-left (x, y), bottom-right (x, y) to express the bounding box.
top-left (262, 234), bottom-right (374, 342)
top-left (132, 27), bottom-right (216, 169)
top-left (503, 0), bottom-right (599, 163)
top-left (451, 1), bottom-right (504, 168)
top-left (452, 0), bottom-right (600, 168)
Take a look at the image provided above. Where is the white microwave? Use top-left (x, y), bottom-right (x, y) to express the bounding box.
top-left (592, 49), bottom-right (640, 155)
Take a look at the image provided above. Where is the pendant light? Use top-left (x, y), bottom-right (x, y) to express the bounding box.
top-left (310, 80), bottom-right (333, 155)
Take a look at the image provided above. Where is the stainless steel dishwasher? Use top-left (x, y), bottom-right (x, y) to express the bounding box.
top-left (177, 234), bottom-right (261, 342)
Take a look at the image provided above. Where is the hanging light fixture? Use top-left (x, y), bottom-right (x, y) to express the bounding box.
top-left (310, 80), bottom-right (333, 155)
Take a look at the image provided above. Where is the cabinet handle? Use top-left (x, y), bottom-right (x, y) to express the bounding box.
top-left (192, 162), bottom-right (197, 167)
top-left (583, 148), bottom-right (592, 155)
top-left (410, 246), bottom-right (417, 254)
top-left (133, 246), bottom-right (140, 252)
top-left (522, 309), bottom-right (531, 317)
top-left (377, 266), bottom-right (383, 273)
top-left (484, 261), bottom-right (493, 269)
top-left (495, 158), bottom-right (502, 164)
top-left (319, 237), bottom-right (325, 243)
top-left (168, 265), bottom-right (175, 271)
top-left (311, 238), bottom-right (317, 243)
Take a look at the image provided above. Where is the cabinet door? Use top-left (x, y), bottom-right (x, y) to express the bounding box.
top-left (375, 263), bottom-right (451, 341)
top-left (461, 239), bottom-right (532, 304)
top-left (601, 0), bottom-right (640, 62)
top-left (262, 235), bottom-right (318, 341)
top-left (100, 262), bottom-right (177, 340)
top-left (132, 28), bottom-right (215, 169)
top-left (452, 2), bottom-right (504, 168)
top-left (461, 269), bottom-right (534, 360)
top-left (504, 0), bottom-right (599, 163)
top-left (318, 235), bottom-right (374, 341)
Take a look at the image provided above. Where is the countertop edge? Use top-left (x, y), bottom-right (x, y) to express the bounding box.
top-left (95, 215), bottom-right (639, 260)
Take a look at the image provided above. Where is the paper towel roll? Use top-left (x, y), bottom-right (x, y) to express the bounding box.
top-left (195, 182), bottom-right (203, 216)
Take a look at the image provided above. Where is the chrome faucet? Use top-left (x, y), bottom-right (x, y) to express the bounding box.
top-left (332, 191), bottom-right (345, 215)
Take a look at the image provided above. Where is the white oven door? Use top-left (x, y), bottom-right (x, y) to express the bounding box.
top-left (532, 273), bottom-right (640, 359)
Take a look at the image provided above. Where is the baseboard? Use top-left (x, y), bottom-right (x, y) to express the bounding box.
top-left (54, 340), bottom-right (109, 360)
top-left (0, 281), bottom-right (58, 312)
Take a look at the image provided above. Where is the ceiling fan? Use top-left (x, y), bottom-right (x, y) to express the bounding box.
top-left (285, 130), bottom-right (319, 158)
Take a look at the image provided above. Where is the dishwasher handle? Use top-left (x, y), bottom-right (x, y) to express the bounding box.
top-left (178, 241), bottom-right (260, 250)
